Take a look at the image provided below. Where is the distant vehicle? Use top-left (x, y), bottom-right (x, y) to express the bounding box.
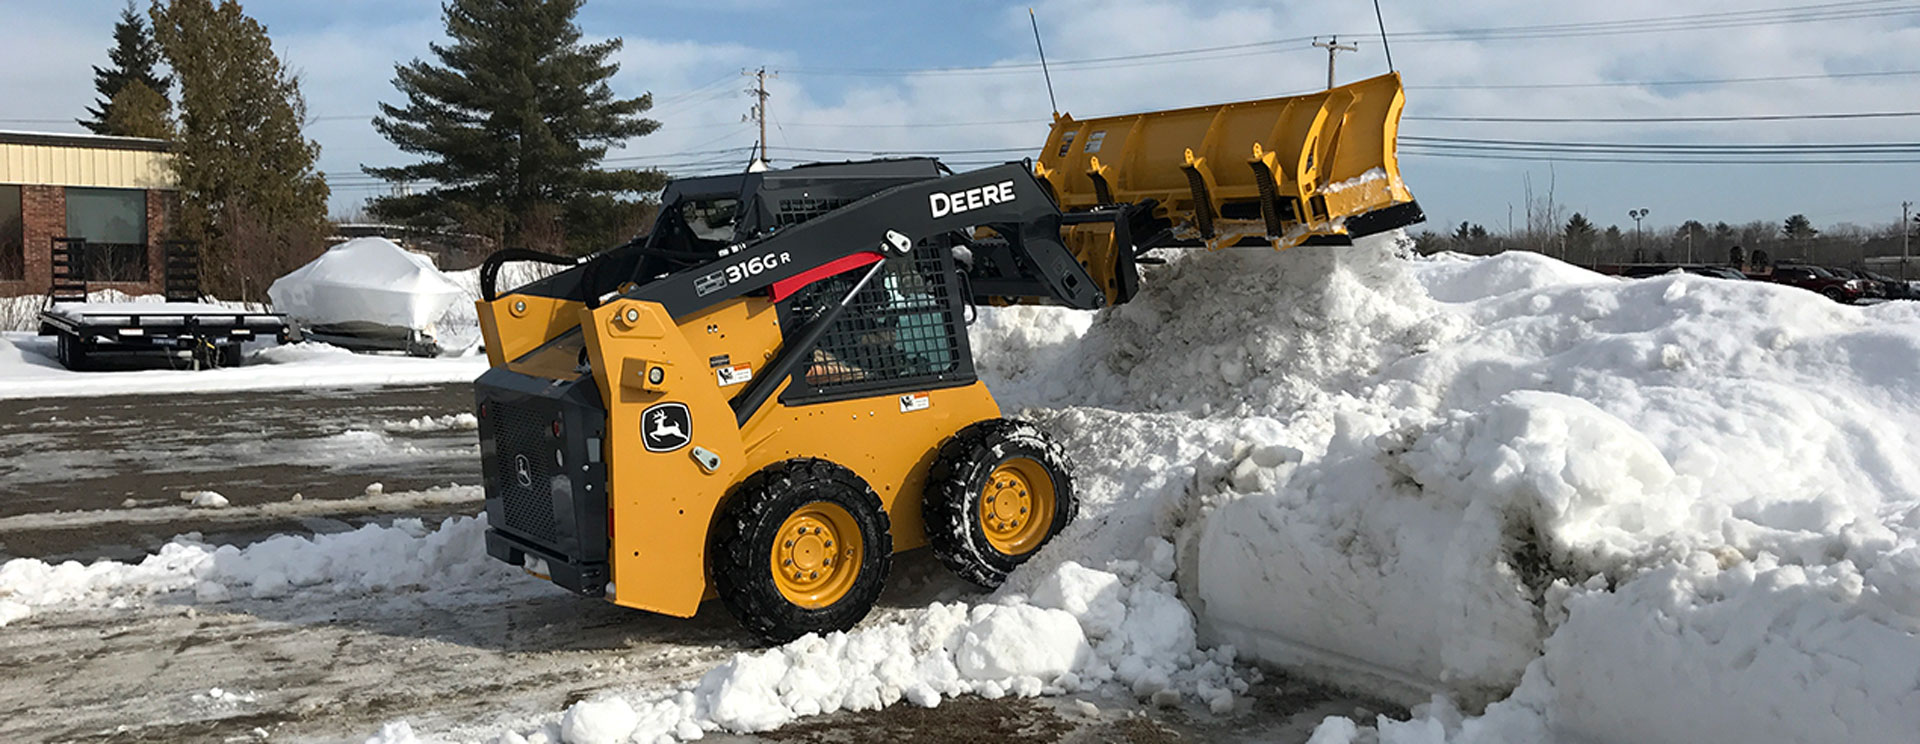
top-left (1824, 267), bottom-right (1885, 299)
top-left (1615, 264), bottom-right (1749, 280)
top-left (1861, 270), bottom-right (1915, 300)
top-left (1749, 265), bottom-right (1868, 303)
top-left (1682, 266), bottom-right (1750, 280)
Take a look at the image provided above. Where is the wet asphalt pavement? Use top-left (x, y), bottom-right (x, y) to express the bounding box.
top-left (0, 383), bottom-right (481, 518)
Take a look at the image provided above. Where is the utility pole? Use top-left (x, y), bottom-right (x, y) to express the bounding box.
top-left (1905, 201), bottom-right (1913, 280)
top-left (1313, 36), bottom-right (1357, 89)
top-left (743, 67), bottom-right (776, 166)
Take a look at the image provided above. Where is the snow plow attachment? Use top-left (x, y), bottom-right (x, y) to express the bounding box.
top-left (1033, 73), bottom-right (1421, 301)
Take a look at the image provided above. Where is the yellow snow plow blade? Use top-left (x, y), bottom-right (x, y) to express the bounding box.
top-left (1034, 72), bottom-right (1420, 252)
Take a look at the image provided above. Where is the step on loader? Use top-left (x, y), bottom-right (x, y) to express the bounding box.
top-left (472, 73), bottom-right (1421, 642)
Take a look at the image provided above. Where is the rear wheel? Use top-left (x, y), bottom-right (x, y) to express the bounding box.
top-left (56, 333), bottom-right (91, 371)
top-left (1822, 287), bottom-right (1846, 302)
top-left (925, 419), bottom-right (1077, 588)
top-left (711, 459), bottom-right (892, 644)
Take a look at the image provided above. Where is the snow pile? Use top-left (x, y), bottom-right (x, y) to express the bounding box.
top-left (384, 413), bottom-right (480, 433)
top-left (0, 515), bottom-right (519, 626)
top-left (464, 532), bottom-right (1247, 744)
top-left (987, 245), bottom-right (1920, 743)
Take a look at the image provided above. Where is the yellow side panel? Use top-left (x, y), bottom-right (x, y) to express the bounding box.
top-left (585, 296), bottom-right (1001, 618)
top-left (1035, 72), bottom-right (1412, 249)
top-left (476, 295), bottom-right (586, 368)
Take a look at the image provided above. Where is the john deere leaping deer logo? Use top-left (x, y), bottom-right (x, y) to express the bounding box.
top-left (642, 402), bottom-right (692, 452)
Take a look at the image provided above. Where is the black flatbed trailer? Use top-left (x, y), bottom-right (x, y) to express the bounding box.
top-left (37, 302), bottom-right (290, 371)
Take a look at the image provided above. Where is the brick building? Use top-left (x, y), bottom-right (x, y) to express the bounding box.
top-left (0, 130), bottom-right (176, 298)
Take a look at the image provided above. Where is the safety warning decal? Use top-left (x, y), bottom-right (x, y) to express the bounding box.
top-left (898, 392), bottom-right (930, 413)
top-left (716, 364), bottom-right (754, 387)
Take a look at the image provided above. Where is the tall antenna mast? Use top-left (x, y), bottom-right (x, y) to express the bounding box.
top-left (1029, 8), bottom-right (1058, 117)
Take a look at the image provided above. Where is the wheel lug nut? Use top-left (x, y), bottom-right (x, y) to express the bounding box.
top-left (785, 540), bottom-right (794, 548)
top-left (1020, 506), bottom-right (1028, 514)
top-left (824, 540), bottom-right (832, 548)
top-left (809, 571), bottom-right (818, 579)
top-left (794, 571), bottom-right (803, 580)
top-left (783, 559), bottom-right (792, 566)
top-left (823, 558), bottom-right (832, 566)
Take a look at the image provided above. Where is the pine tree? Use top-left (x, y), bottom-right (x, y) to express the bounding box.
top-left (105, 81), bottom-right (173, 139)
top-left (1784, 214), bottom-right (1818, 240)
top-left (367, 0), bottom-right (666, 253)
top-left (80, 2), bottom-right (173, 136)
top-left (151, 0), bottom-right (329, 301)
top-left (1563, 212), bottom-right (1596, 263)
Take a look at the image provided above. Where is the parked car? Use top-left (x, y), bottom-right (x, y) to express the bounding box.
top-left (1682, 266), bottom-right (1751, 280)
top-left (1824, 268), bottom-right (1885, 299)
top-left (1862, 270), bottom-right (1916, 300)
top-left (1616, 264), bottom-right (1750, 280)
top-left (1748, 265), bottom-right (1869, 303)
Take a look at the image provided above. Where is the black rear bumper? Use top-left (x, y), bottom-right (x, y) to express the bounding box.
top-left (475, 367), bottom-right (611, 596)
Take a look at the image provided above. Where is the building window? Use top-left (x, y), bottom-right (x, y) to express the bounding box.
top-left (66, 187), bottom-right (148, 282)
top-left (0, 185), bottom-right (21, 281)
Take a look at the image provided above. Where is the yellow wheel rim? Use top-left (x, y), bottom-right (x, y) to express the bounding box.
top-left (978, 457), bottom-right (1056, 556)
top-left (771, 502), bottom-right (864, 609)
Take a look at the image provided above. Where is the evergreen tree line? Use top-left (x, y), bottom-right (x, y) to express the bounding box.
top-left (1413, 211), bottom-right (1920, 272)
top-left (77, 0), bottom-right (663, 298)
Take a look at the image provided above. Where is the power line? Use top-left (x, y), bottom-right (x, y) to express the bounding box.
top-left (1407, 68), bottom-right (1920, 90)
top-left (1405, 110), bottom-right (1920, 123)
top-left (784, 1), bottom-right (1916, 78)
top-left (1404, 135), bottom-right (1920, 152)
top-left (1400, 148), bottom-right (1920, 165)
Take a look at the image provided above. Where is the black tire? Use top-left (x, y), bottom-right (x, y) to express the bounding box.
top-left (924, 418), bottom-right (1077, 588)
top-left (56, 333), bottom-right (91, 372)
top-left (711, 458), bottom-right (892, 644)
top-left (1822, 287), bottom-right (1846, 302)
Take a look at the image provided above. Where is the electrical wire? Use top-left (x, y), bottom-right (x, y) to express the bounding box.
top-left (1405, 110), bottom-right (1920, 123)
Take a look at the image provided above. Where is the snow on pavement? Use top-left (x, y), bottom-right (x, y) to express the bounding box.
top-left (0, 510), bottom-right (521, 628)
top-left (0, 332), bottom-right (488, 400)
top-left (8, 238), bottom-right (1920, 744)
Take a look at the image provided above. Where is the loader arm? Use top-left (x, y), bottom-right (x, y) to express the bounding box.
top-left (616, 162), bottom-right (1105, 319)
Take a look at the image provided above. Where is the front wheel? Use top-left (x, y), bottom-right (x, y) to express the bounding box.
top-left (711, 459), bottom-right (892, 644)
top-left (924, 419), bottom-right (1077, 588)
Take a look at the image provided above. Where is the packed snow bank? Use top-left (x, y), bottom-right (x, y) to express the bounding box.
top-left (979, 243), bottom-right (1920, 743)
top-left (0, 514), bottom-right (520, 627)
top-left (0, 332), bottom-right (487, 400)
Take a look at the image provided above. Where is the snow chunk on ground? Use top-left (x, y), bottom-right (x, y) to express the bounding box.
top-left (179, 490), bottom-right (231, 509)
top-left (384, 413), bottom-right (479, 433)
top-left (561, 696), bottom-right (639, 744)
top-left (954, 604), bottom-right (1088, 680)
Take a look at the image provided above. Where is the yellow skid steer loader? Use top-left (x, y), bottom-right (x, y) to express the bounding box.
top-left (472, 73), bottom-right (1418, 642)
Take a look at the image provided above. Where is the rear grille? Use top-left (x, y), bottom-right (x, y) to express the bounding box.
top-left (492, 401), bottom-right (559, 544)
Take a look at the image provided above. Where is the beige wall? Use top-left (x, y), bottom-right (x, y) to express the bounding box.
top-left (0, 142), bottom-right (174, 190)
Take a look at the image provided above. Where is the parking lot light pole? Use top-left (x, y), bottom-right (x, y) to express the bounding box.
top-left (1629, 208), bottom-right (1649, 259)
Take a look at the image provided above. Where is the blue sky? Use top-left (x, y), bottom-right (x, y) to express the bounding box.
top-left (5, 0), bottom-right (1920, 238)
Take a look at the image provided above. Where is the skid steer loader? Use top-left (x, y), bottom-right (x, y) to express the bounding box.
top-left (472, 72), bottom-right (1420, 642)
